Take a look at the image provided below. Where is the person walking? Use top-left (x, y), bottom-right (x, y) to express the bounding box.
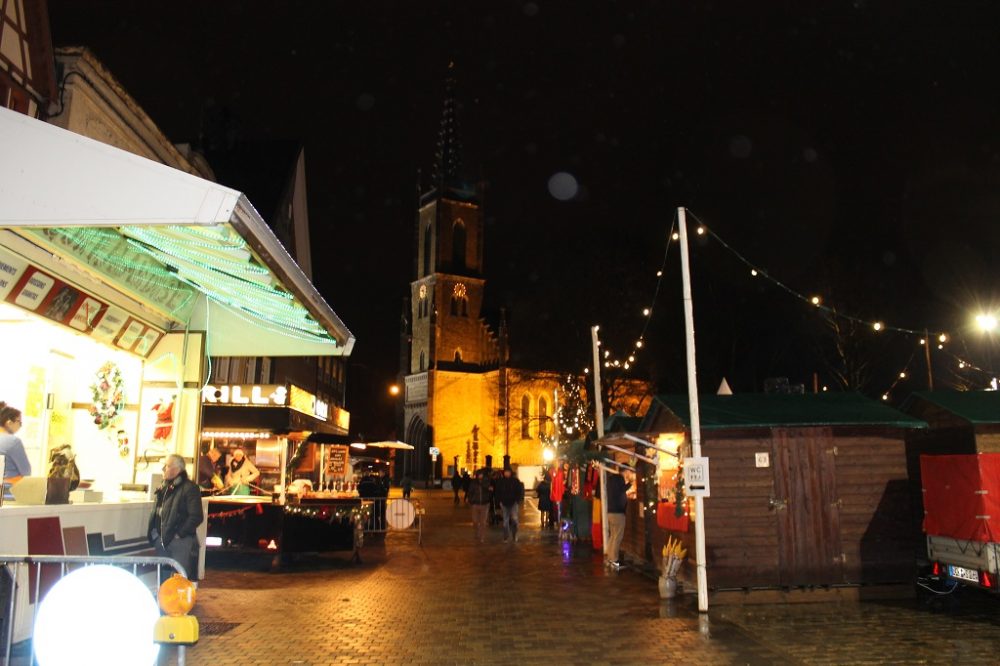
top-left (451, 469), bottom-right (462, 505)
top-left (401, 474), bottom-right (413, 499)
top-left (467, 469), bottom-right (491, 542)
top-left (461, 470), bottom-right (471, 503)
top-left (604, 469), bottom-right (632, 569)
top-left (148, 454), bottom-right (204, 581)
top-left (536, 472), bottom-right (553, 529)
top-left (494, 467), bottom-right (525, 543)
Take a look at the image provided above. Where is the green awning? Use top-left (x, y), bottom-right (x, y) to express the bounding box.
top-left (645, 392), bottom-right (928, 430)
top-left (902, 391), bottom-right (1000, 425)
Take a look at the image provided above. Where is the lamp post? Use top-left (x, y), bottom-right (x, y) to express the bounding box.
top-left (976, 313), bottom-right (997, 386)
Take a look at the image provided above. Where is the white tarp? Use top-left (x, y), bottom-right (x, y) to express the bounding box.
top-left (0, 107), bottom-right (354, 356)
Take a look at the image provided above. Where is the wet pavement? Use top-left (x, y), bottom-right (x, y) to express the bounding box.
top-left (120, 490), bottom-right (1000, 664)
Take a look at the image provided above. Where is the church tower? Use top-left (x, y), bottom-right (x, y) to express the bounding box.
top-left (402, 65), bottom-right (503, 481)
top-left (408, 65), bottom-right (499, 373)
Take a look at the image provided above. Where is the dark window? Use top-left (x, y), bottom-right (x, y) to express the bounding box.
top-left (423, 222), bottom-right (432, 276)
top-left (451, 296), bottom-right (459, 316)
top-left (452, 219), bottom-right (466, 270)
top-left (419, 351), bottom-right (425, 372)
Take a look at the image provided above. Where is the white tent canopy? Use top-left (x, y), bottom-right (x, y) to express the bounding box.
top-left (0, 107), bottom-right (354, 356)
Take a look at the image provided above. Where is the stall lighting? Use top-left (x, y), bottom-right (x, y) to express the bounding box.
top-left (203, 431), bottom-right (271, 439)
top-left (350, 442), bottom-right (367, 449)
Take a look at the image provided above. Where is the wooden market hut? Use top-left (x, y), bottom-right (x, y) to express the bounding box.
top-left (624, 392), bottom-right (927, 599)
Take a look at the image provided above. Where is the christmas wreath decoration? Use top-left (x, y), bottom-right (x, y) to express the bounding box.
top-left (89, 361), bottom-right (126, 430)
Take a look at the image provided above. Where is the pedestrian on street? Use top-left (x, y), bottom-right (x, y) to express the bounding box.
top-left (536, 472), bottom-right (553, 529)
top-left (148, 454), bottom-right (204, 581)
top-left (461, 470), bottom-right (471, 503)
top-left (494, 467), bottom-right (525, 543)
top-left (467, 469), bottom-right (491, 542)
top-left (604, 469), bottom-right (632, 569)
top-left (452, 469), bottom-right (462, 505)
top-left (401, 474), bottom-right (413, 499)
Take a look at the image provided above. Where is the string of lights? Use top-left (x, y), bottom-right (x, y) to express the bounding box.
top-left (587, 211), bottom-right (678, 376)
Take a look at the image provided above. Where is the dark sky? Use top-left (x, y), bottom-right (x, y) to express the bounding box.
top-left (47, 1), bottom-right (1000, 432)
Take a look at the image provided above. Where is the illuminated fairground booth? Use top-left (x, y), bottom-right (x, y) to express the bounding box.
top-left (0, 106), bottom-right (354, 641)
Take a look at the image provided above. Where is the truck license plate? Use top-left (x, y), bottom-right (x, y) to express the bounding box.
top-left (948, 565), bottom-right (980, 583)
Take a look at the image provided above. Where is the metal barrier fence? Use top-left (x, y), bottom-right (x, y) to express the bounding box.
top-left (361, 498), bottom-right (424, 544)
top-left (1, 554), bottom-right (189, 666)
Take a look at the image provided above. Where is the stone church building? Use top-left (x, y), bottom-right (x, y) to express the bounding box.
top-left (399, 72), bottom-right (651, 482)
top-left (399, 73), bottom-right (564, 482)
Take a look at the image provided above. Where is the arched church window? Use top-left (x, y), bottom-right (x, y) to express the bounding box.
top-left (419, 351), bottom-right (425, 372)
top-left (538, 396), bottom-right (548, 438)
top-left (423, 222), bottom-right (432, 276)
top-left (452, 218), bottom-right (466, 270)
top-left (521, 393), bottom-right (531, 439)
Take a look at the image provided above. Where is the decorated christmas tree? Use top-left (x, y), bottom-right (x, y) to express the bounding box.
top-left (554, 374), bottom-right (593, 456)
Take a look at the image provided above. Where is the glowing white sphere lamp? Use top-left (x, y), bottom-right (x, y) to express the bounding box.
top-left (34, 565), bottom-right (160, 666)
top-left (542, 447), bottom-right (555, 463)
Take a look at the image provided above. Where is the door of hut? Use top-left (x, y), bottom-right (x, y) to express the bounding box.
top-left (771, 427), bottom-right (844, 586)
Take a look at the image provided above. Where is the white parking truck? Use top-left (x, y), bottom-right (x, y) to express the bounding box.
top-left (921, 453), bottom-right (1000, 592)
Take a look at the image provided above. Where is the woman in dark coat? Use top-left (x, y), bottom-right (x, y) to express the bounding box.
top-left (536, 473), bottom-right (554, 529)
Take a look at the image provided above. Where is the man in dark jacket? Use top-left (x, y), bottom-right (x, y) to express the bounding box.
top-left (604, 469), bottom-right (632, 568)
top-left (494, 467), bottom-right (525, 543)
top-left (148, 454), bottom-right (204, 581)
top-left (467, 469), bottom-right (491, 542)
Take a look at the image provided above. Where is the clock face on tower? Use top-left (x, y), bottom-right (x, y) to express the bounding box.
top-left (453, 283), bottom-right (467, 299)
top-left (419, 284), bottom-right (427, 299)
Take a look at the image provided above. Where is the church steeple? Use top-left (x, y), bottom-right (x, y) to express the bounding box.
top-left (432, 62), bottom-right (463, 189)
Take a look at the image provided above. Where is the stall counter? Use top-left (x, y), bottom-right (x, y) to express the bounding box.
top-left (0, 498), bottom-right (208, 644)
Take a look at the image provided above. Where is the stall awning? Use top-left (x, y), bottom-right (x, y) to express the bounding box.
top-left (0, 107), bottom-right (354, 357)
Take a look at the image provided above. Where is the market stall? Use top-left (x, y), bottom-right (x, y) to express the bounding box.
top-left (0, 106), bottom-right (355, 642)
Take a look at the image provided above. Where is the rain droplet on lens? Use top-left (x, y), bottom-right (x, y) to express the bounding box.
top-left (803, 147), bottom-right (818, 163)
top-left (730, 135), bottom-right (752, 159)
top-left (523, 2), bottom-right (539, 17)
top-left (356, 93), bottom-right (375, 111)
top-left (548, 172), bottom-right (579, 201)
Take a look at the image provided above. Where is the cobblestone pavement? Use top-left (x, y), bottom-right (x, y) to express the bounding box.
top-left (142, 490), bottom-right (997, 666)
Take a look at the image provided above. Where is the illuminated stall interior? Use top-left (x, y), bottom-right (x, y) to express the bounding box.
top-left (0, 107), bottom-right (355, 496)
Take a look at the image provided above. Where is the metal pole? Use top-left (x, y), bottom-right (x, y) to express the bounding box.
top-left (590, 325), bottom-right (609, 557)
top-left (924, 329), bottom-right (934, 390)
top-left (678, 206), bottom-right (709, 612)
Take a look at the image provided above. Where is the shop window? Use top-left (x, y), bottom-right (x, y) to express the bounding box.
top-left (520, 393), bottom-right (531, 439)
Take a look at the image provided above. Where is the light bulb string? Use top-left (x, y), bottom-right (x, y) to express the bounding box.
top-left (685, 210), bottom-right (947, 339)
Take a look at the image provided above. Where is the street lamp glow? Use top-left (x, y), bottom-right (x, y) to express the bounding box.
top-left (938, 333), bottom-right (948, 343)
top-left (873, 322), bottom-right (883, 332)
top-left (672, 232), bottom-right (679, 241)
top-left (810, 296), bottom-right (821, 306)
top-left (750, 269), bottom-right (758, 277)
top-left (642, 308), bottom-right (651, 316)
top-left (976, 314), bottom-right (998, 332)
top-left (388, 384), bottom-right (400, 397)
top-left (542, 447), bottom-right (555, 463)
top-left (899, 371), bottom-right (906, 379)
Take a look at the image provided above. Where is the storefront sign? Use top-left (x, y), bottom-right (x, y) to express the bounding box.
top-left (331, 405), bottom-right (350, 433)
top-left (0, 245), bottom-right (163, 358)
top-left (289, 385), bottom-right (336, 424)
top-left (201, 384), bottom-right (288, 406)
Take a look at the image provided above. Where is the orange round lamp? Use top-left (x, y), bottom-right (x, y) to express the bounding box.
top-left (157, 573), bottom-right (196, 616)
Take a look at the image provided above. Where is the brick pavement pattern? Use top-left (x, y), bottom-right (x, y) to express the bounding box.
top-left (157, 490), bottom-right (1000, 666)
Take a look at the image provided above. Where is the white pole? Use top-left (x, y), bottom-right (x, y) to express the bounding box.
top-left (678, 206), bottom-right (709, 612)
top-left (590, 325), bottom-right (609, 557)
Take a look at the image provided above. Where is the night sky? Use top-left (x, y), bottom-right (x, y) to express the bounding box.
top-left (47, 1), bottom-right (1000, 434)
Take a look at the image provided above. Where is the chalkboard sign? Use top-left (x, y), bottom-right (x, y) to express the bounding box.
top-left (326, 445), bottom-right (349, 478)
